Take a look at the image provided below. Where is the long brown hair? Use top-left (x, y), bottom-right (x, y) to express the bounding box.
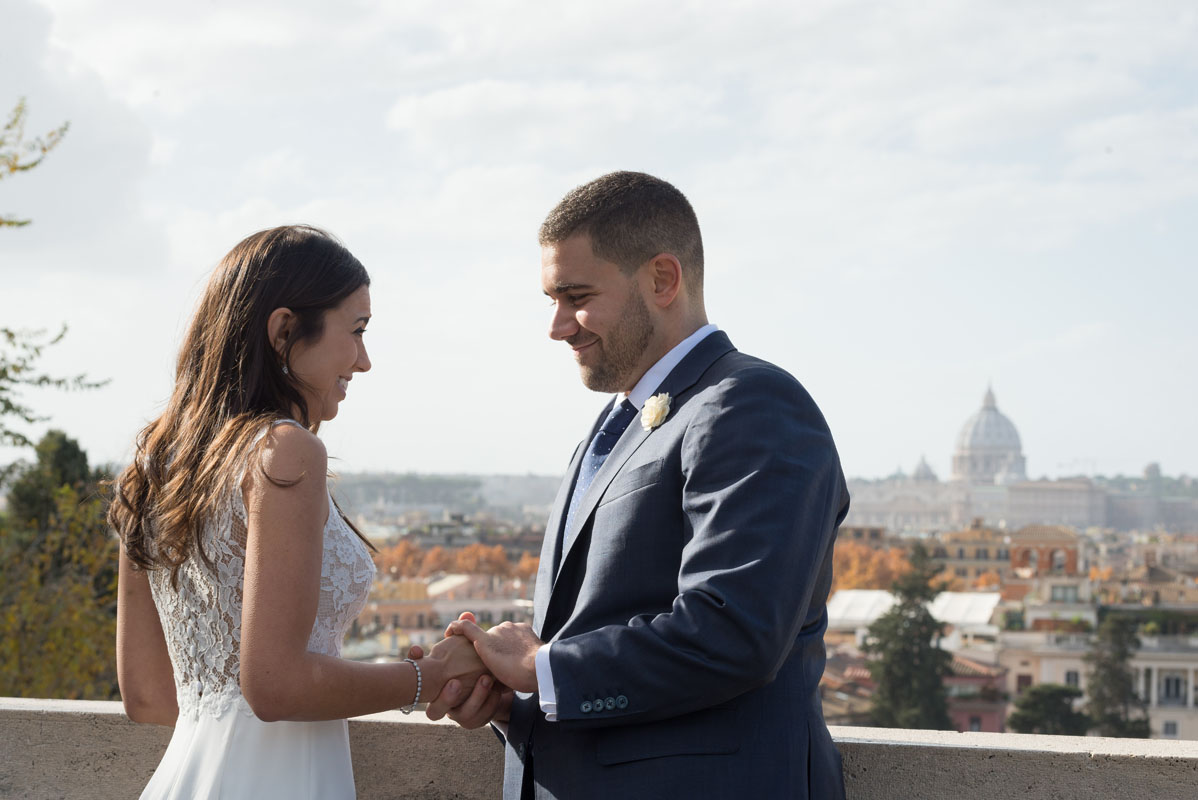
top-left (109, 225), bottom-right (370, 584)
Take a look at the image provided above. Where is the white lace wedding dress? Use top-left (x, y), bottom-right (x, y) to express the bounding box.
top-left (140, 431), bottom-right (376, 799)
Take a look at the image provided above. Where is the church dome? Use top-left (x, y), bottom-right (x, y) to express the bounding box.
top-left (912, 455), bottom-right (938, 482)
top-left (955, 387), bottom-right (1022, 454)
top-left (951, 387), bottom-right (1026, 484)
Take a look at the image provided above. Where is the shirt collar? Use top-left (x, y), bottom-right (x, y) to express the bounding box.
top-left (622, 324), bottom-right (719, 411)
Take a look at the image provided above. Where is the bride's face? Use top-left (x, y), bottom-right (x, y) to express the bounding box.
top-left (286, 285), bottom-right (372, 422)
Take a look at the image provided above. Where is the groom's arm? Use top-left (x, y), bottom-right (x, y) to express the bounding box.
top-left (452, 365), bottom-right (847, 728)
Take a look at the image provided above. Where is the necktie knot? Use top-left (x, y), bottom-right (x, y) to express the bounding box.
top-left (593, 399), bottom-right (637, 455)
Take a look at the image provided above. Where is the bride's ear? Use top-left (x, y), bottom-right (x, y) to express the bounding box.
top-left (266, 308), bottom-right (295, 356)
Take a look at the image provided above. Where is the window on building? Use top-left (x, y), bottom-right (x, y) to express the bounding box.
top-left (1163, 721), bottom-right (1178, 738)
top-left (997, 548), bottom-right (1009, 560)
top-left (1163, 675), bottom-right (1184, 702)
top-left (1052, 549), bottom-right (1068, 573)
top-left (933, 547), bottom-right (948, 558)
top-left (1050, 585), bottom-right (1080, 603)
top-left (955, 567), bottom-right (968, 577)
top-left (1017, 674), bottom-right (1033, 694)
top-left (976, 548), bottom-right (989, 560)
top-left (969, 717), bottom-right (982, 732)
top-left (1065, 671), bottom-right (1079, 688)
top-left (391, 614), bottom-right (399, 629)
top-left (957, 547), bottom-right (966, 559)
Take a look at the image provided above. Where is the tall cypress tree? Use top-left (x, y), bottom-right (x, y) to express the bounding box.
top-left (864, 542), bottom-right (953, 729)
top-left (1086, 616), bottom-right (1150, 737)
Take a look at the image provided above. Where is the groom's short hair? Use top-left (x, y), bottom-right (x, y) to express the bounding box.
top-left (539, 171), bottom-right (704, 289)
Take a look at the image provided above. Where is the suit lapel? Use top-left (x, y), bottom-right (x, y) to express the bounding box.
top-left (544, 331), bottom-right (737, 633)
top-left (534, 412), bottom-right (605, 636)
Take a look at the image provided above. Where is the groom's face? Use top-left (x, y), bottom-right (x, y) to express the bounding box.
top-left (542, 234), bottom-right (655, 394)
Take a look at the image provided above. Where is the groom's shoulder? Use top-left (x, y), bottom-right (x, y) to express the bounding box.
top-left (706, 349), bottom-right (808, 399)
top-left (698, 349), bottom-right (832, 430)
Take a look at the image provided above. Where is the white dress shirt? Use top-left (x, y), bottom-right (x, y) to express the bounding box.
top-left (535, 323), bottom-right (719, 720)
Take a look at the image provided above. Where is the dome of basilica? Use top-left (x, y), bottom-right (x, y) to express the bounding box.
top-left (955, 387), bottom-right (1022, 453)
top-left (951, 387), bottom-right (1026, 484)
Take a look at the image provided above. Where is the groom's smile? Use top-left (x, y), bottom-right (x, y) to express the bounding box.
top-left (542, 234), bottom-right (657, 394)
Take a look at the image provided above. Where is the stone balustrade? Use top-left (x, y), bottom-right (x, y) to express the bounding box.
top-left (3, 697), bottom-right (1197, 799)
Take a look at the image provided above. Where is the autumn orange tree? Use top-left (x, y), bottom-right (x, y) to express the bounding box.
top-left (420, 545), bottom-right (455, 577)
top-left (454, 543), bottom-right (511, 576)
top-left (513, 551), bottom-right (539, 581)
top-left (832, 541), bottom-right (911, 592)
top-left (932, 568), bottom-right (965, 592)
top-left (975, 569), bottom-right (1002, 589)
top-left (375, 538), bottom-right (425, 579)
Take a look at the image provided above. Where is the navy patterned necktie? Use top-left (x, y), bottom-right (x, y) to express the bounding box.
top-left (558, 399), bottom-right (638, 565)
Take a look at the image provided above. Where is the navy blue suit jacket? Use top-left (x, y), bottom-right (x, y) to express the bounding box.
top-left (503, 332), bottom-right (848, 799)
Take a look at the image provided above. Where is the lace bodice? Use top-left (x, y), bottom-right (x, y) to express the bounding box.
top-left (148, 444), bottom-right (375, 720)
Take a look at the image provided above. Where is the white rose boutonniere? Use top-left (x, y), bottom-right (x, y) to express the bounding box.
top-left (641, 392), bottom-right (671, 431)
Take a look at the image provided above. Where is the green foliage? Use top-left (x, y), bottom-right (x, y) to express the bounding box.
top-left (1, 97), bottom-right (69, 228)
top-left (864, 542), bottom-right (953, 730)
top-left (0, 431), bottom-right (118, 700)
top-left (8, 429), bottom-right (94, 529)
top-left (1085, 617), bottom-right (1151, 738)
top-left (1007, 684), bottom-right (1089, 735)
top-left (0, 326), bottom-right (108, 457)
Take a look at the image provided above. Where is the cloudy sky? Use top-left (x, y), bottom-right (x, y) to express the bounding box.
top-left (2, 0), bottom-right (1196, 482)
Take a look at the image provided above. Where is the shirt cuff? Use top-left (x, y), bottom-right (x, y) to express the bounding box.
top-left (535, 643), bottom-right (557, 722)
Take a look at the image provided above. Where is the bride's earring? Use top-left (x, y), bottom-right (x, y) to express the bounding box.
top-left (282, 364), bottom-right (290, 376)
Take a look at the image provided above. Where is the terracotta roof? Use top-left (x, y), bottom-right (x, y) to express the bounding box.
top-left (1012, 525), bottom-right (1079, 542)
top-left (950, 654), bottom-right (1005, 678)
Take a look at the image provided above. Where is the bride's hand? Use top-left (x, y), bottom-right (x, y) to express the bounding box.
top-left (418, 634), bottom-right (487, 702)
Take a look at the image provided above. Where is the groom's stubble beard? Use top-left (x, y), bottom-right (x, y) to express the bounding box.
top-left (578, 283), bottom-right (654, 394)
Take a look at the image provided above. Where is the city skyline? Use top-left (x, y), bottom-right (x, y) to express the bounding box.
top-left (3, 0), bottom-right (1196, 480)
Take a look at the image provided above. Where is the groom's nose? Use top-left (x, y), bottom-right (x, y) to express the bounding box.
top-left (548, 301), bottom-right (579, 341)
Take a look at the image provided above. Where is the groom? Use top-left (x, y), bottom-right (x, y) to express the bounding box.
top-left (430, 171), bottom-right (849, 799)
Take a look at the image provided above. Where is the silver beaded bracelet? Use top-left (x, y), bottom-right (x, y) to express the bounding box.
top-left (400, 657), bottom-right (422, 714)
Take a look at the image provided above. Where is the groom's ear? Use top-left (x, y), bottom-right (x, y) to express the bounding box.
top-left (266, 307), bottom-right (296, 355)
top-left (646, 253), bottom-right (683, 309)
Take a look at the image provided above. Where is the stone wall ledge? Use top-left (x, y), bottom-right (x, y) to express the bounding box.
top-left (3, 698), bottom-right (1198, 799)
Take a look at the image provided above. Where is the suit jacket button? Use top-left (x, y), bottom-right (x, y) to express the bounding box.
top-left (580, 701), bottom-right (593, 713)
top-left (616, 695), bottom-right (628, 709)
top-left (516, 743), bottom-right (525, 759)
top-left (604, 697), bottom-right (616, 710)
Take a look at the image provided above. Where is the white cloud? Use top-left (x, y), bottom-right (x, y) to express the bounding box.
top-left (2, 0), bottom-right (1195, 479)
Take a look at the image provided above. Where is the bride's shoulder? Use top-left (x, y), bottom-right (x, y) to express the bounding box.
top-left (243, 421), bottom-right (327, 495)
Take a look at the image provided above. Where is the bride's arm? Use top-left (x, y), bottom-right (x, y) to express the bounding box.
top-left (239, 424), bottom-right (483, 722)
top-left (116, 545), bottom-right (179, 726)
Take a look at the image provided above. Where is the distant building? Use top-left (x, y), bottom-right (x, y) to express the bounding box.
top-left (947, 654), bottom-right (1008, 733)
top-left (845, 387), bottom-right (1198, 534)
top-left (930, 519), bottom-right (1012, 585)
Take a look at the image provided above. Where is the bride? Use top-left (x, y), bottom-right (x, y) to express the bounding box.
top-left (109, 225), bottom-right (486, 798)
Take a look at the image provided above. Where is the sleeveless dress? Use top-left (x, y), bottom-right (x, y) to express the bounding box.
top-left (140, 428), bottom-right (376, 799)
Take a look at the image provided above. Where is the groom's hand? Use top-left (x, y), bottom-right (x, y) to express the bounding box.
top-left (424, 674), bottom-right (515, 728)
top-left (446, 619), bottom-right (541, 693)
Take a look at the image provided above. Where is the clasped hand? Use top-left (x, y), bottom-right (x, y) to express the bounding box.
top-left (409, 612), bottom-right (544, 728)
